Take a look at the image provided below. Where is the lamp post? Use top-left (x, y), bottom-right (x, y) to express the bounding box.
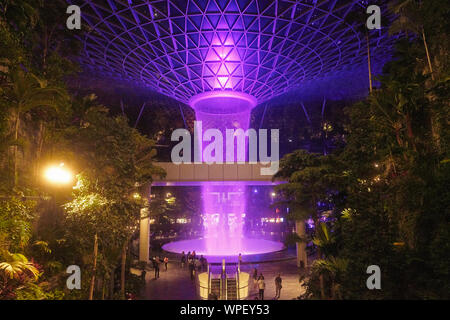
top-left (43, 162), bottom-right (74, 212)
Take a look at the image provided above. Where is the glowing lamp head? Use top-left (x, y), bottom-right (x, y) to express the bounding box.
top-left (133, 192), bottom-right (142, 200)
top-left (44, 163), bottom-right (73, 185)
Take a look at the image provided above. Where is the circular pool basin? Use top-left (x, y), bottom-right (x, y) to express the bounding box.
top-left (162, 237), bottom-right (284, 257)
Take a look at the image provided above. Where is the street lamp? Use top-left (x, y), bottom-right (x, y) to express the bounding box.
top-left (44, 163), bottom-right (73, 185)
top-left (133, 192), bottom-right (141, 200)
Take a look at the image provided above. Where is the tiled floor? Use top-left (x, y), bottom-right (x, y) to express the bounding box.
top-left (139, 258), bottom-right (305, 300)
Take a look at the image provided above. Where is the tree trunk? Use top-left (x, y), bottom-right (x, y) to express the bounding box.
top-left (405, 114), bottom-right (417, 151)
top-left (319, 274), bottom-right (326, 299)
top-left (422, 29), bottom-right (434, 81)
top-left (101, 275), bottom-right (106, 300)
top-left (35, 121), bottom-right (45, 183)
top-left (421, 29), bottom-right (440, 151)
top-left (394, 126), bottom-right (403, 148)
top-left (366, 33), bottom-right (373, 93)
top-left (295, 220), bottom-right (307, 268)
top-left (109, 267), bottom-right (115, 299)
top-left (120, 240), bottom-right (127, 299)
top-left (43, 28), bottom-right (48, 73)
top-left (13, 109), bottom-right (20, 188)
top-left (330, 279), bottom-right (335, 300)
top-left (88, 233), bottom-right (98, 300)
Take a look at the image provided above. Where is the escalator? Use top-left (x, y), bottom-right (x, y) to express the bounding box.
top-left (226, 276), bottom-right (238, 300)
top-left (205, 262), bottom-right (242, 300)
top-left (210, 278), bottom-right (221, 299)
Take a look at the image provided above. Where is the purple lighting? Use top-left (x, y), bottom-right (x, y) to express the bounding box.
top-left (191, 91), bottom-right (256, 163)
top-left (190, 92), bottom-right (256, 255)
top-left (74, 0), bottom-right (396, 257)
top-left (73, 0), bottom-right (395, 104)
top-left (201, 183), bottom-right (246, 255)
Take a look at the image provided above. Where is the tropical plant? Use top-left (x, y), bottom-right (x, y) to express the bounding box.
top-left (344, 1), bottom-right (384, 93)
top-left (312, 257), bottom-right (348, 300)
top-left (0, 252), bottom-right (39, 281)
top-left (389, 0), bottom-right (435, 80)
top-left (0, 67), bottom-right (68, 188)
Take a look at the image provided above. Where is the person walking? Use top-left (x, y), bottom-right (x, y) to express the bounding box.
top-left (275, 274), bottom-right (282, 299)
top-left (154, 256), bottom-right (160, 279)
top-left (257, 274), bottom-right (265, 300)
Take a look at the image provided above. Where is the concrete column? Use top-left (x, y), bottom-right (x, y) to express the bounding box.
top-left (139, 208), bottom-right (150, 263)
top-left (295, 220), bottom-right (308, 268)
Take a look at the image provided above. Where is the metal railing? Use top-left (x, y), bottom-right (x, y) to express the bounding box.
top-left (197, 261), bottom-right (250, 300)
top-left (207, 263), bottom-right (211, 296)
top-left (236, 263), bottom-right (240, 300)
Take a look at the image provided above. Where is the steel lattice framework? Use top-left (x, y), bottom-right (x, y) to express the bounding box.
top-left (73, 0), bottom-right (394, 104)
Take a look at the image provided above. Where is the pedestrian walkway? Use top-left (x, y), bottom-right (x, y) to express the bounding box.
top-left (242, 259), bottom-right (305, 300)
top-left (140, 262), bottom-right (197, 300)
top-left (139, 258), bottom-right (305, 300)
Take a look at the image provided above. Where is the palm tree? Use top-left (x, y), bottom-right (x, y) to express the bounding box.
top-left (312, 222), bottom-right (336, 257)
top-left (312, 257), bottom-right (348, 300)
top-left (389, 0), bottom-right (435, 80)
top-left (1, 68), bottom-right (67, 187)
top-left (345, 2), bottom-right (383, 93)
top-left (311, 222), bottom-right (339, 299)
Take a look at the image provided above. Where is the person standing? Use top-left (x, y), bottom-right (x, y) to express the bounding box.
top-left (275, 274), bottom-right (282, 299)
top-left (203, 256), bottom-right (208, 272)
top-left (257, 274), bottom-right (265, 300)
top-left (181, 251), bottom-right (186, 268)
top-left (140, 269), bottom-right (146, 286)
top-left (199, 255), bottom-right (206, 272)
top-left (238, 253), bottom-right (243, 266)
top-left (252, 268), bottom-right (258, 290)
top-left (154, 256), bottom-right (160, 279)
top-left (195, 257), bottom-right (201, 272)
top-left (164, 256), bottom-right (169, 271)
top-left (189, 258), bottom-right (195, 280)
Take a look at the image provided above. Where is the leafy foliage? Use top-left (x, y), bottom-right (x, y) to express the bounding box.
top-left (277, 1), bottom-right (449, 299)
